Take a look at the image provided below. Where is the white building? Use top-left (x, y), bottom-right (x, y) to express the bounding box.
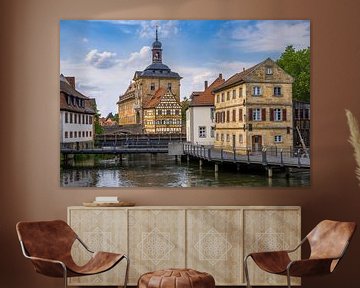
top-left (186, 74), bottom-right (225, 146)
top-left (60, 75), bottom-right (96, 149)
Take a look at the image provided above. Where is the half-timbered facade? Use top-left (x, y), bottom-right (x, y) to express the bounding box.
top-left (143, 88), bottom-right (182, 134)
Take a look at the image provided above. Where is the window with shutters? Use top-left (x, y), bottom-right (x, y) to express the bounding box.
top-left (239, 109), bottom-right (243, 121)
top-left (217, 94), bottom-right (220, 103)
top-left (232, 89), bottom-right (236, 99)
top-left (274, 108), bottom-right (282, 121)
top-left (253, 108), bottom-right (261, 121)
top-left (221, 93), bottom-right (225, 102)
top-left (239, 87), bottom-right (243, 97)
top-left (252, 86), bottom-right (262, 96)
top-left (227, 91), bottom-right (230, 101)
top-left (232, 109), bottom-right (236, 122)
top-left (226, 110), bottom-right (230, 122)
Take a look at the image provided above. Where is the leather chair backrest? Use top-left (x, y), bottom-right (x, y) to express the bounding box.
top-left (16, 220), bottom-right (77, 262)
top-left (307, 220), bottom-right (356, 261)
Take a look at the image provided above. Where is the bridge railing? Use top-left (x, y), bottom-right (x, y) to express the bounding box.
top-left (183, 143), bottom-right (310, 168)
top-left (94, 133), bottom-right (186, 148)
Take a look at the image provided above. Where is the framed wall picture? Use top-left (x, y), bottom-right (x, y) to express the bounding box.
top-left (60, 20), bottom-right (310, 187)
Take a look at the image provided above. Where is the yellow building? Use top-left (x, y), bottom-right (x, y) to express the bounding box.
top-left (117, 28), bottom-right (182, 132)
top-left (213, 58), bottom-right (294, 153)
top-left (143, 87), bottom-right (182, 134)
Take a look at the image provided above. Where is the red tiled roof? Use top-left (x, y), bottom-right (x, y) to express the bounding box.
top-left (212, 61), bottom-right (263, 92)
top-left (190, 75), bottom-right (225, 106)
top-left (143, 87), bottom-right (167, 108)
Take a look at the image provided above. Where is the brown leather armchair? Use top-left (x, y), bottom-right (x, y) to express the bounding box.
top-left (244, 220), bottom-right (356, 288)
top-left (16, 220), bottom-right (129, 288)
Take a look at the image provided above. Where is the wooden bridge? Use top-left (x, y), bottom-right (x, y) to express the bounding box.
top-left (61, 145), bottom-right (169, 155)
top-left (183, 143), bottom-right (310, 171)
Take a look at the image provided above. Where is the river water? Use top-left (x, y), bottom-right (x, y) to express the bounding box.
top-left (60, 154), bottom-right (310, 188)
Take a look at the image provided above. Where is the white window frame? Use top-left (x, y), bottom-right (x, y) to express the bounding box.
top-left (266, 67), bottom-right (273, 75)
top-left (252, 86), bottom-right (262, 96)
top-left (274, 86), bottom-right (282, 96)
top-left (274, 108), bottom-right (282, 121)
top-left (274, 135), bottom-right (283, 143)
top-left (253, 108), bottom-right (261, 121)
top-left (199, 126), bottom-right (206, 138)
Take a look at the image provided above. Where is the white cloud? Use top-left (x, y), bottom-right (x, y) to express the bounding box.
top-left (85, 49), bottom-right (119, 69)
top-left (62, 46), bottom-right (154, 115)
top-left (138, 20), bottom-right (179, 39)
top-left (231, 21), bottom-right (310, 52)
top-left (177, 60), bottom-right (256, 99)
top-left (82, 37), bottom-right (89, 43)
top-left (125, 46), bottom-right (151, 67)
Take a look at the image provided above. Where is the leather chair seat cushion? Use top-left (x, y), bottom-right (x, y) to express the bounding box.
top-left (138, 269), bottom-right (215, 288)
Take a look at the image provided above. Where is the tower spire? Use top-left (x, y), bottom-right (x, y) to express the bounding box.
top-left (151, 25), bottom-right (162, 64)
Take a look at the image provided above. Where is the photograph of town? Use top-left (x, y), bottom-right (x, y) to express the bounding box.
top-left (60, 20), bottom-right (310, 188)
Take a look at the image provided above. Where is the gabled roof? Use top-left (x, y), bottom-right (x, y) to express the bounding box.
top-left (213, 58), bottom-right (293, 92)
top-left (190, 75), bottom-right (225, 107)
top-left (60, 75), bottom-right (88, 100)
top-left (60, 74), bottom-right (96, 114)
top-left (143, 87), bottom-right (180, 109)
top-left (143, 87), bottom-right (167, 108)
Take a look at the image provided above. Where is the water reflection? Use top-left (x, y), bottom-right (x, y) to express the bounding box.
top-left (60, 154), bottom-right (310, 188)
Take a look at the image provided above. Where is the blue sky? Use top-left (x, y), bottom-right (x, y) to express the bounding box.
top-left (60, 20), bottom-right (310, 116)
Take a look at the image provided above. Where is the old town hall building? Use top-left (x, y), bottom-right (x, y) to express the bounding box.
top-left (117, 28), bottom-right (182, 134)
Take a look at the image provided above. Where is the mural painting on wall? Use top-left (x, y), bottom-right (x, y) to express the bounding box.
top-left (60, 20), bottom-right (310, 187)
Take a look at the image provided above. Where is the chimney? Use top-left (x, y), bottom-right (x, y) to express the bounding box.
top-left (66, 77), bottom-right (75, 89)
top-left (219, 73), bottom-right (223, 79)
top-left (204, 81), bottom-right (208, 90)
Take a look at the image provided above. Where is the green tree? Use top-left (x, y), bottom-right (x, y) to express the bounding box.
top-left (91, 101), bottom-right (104, 135)
top-left (276, 45), bottom-right (310, 102)
top-left (181, 97), bottom-right (190, 123)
